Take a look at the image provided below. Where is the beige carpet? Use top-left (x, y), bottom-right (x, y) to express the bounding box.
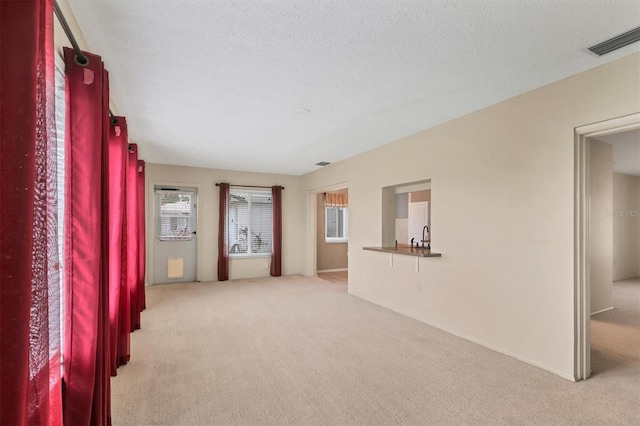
top-left (112, 275), bottom-right (640, 425)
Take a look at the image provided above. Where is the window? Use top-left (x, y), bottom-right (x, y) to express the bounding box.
top-left (325, 207), bottom-right (348, 242)
top-left (158, 191), bottom-right (195, 240)
top-left (228, 190), bottom-right (272, 256)
top-left (54, 57), bottom-right (66, 369)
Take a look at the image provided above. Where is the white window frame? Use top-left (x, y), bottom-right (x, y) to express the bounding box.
top-left (229, 189), bottom-right (273, 258)
top-left (325, 207), bottom-right (348, 243)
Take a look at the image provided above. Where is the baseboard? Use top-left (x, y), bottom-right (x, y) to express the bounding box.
top-left (348, 293), bottom-right (576, 382)
top-left (317, 268), bottom-right (348, 273)
top-left (591, 307), bottom-right (613, 316)
top-left (439, 326), bottom-right (577, 382)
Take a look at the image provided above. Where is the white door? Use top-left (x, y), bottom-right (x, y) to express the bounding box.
top-left (154, 187), bottom-right (197, 284)
top-left (408, 201), bottom-right (430, 246)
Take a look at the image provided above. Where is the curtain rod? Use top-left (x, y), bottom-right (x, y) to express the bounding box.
top-left (54, 1), bottom-right (117, 123)
top-left (216, 183), bottom-right (284, 190)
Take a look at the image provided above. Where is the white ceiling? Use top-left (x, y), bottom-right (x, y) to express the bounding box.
top-left (594, 129), bottom-right (640, 176)
top-left (66, 0), bottom-right (640, 176)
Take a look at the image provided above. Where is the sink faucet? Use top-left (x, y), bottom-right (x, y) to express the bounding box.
top-left (422, 226), bottom-right (430, 249)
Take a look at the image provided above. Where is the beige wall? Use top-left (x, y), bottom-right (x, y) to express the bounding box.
top-left (410, 190), bottom-right (431, 203)
top-left (145, 163), bottom-right (305, 283)
top-left (588, 139), bottom-right (613, 313)
top-left (613, 172), bottom-right (640, 281)
top-left (316, 193), bottom-right (348, 271)
top-left (302, 53), bottom-right (640, 380)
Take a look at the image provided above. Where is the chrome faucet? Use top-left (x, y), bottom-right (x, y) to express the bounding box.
top-left (422, 225), bottom-right (430, 249)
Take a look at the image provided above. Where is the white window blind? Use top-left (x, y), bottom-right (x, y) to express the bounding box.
top-left (326, 207), bottom-right (348, 242)
top-left (228, 190), bottom-right (272, 256)
top-left (158, 191), bottom-right (194, 240)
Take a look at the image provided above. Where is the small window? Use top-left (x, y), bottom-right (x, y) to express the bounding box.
top-left (326, 207), bottom-right (348, 243)
top-left (228, 190), bottom-right (273, 257)
top-left (159, 192), bottom-right (194, 240)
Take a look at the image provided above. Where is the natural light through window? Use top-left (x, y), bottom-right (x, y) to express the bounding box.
top-left (228, 190), bottom-right (273, 257)
top-left (325, 207), bottom-right (348, 243)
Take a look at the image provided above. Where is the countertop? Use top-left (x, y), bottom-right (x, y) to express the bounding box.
top-left (363, 246), bottom-right (442, 257)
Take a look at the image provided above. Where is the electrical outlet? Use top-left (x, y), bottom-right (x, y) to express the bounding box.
top-left (417, 282), bottom-right (422, 292)
top-left (265, 262), bottom-right (269, 269)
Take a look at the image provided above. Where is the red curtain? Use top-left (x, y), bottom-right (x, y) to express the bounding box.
top-left (137, 160), bottom-right (146, 312)
top-left (63, 47), bottom-right (111, 426)
top-left (270, 186), bottom-right (283, 277)
top-left (108, 117), bottom-right (128, 375)
top-left (127, 144), bottom-right (141, 331)
top-left (217, 183), bottom-right (230, 281)
top-left (117, 140), bottom-right (131, 365)
top-left (0, 0), bottom-right (63, 424)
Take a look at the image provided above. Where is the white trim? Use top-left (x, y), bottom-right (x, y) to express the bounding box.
top-left (574, 112), bottom-right (640, 381)
top-left (590, 307), bottom-right (614, 316)
top-left (317, 268), bottom-right (348, 273)
top-left (55, 50), bottom-right (65, 72)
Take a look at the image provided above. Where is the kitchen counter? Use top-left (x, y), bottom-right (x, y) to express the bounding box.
top-left (363, 246), bottom-right (442, 257)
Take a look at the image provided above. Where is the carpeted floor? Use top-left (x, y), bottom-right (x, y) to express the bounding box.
top-left (112, 275), bottom-right (640, 425)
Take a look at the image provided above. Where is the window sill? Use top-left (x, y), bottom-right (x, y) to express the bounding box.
top-left (229, 253), bottom-right (272, 259)
top-left (325, 239), bottom-right (348, 244)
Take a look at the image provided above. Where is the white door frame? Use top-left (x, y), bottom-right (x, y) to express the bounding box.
top-left (573, 112), bottom-right (640, 380)
top-left (305, 182), bottom-right (349, 277)
top-left (147, 179), bottom-right (204, 285)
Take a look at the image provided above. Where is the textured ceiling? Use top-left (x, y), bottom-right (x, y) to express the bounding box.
top-left (595, 129), bottom-right (640, 176)
top-left (66, 0), bottom-right (640, 175)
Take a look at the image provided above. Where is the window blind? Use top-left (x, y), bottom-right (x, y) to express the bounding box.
top-left (228, 190), bottom-right (272, 255)
top-left (326, 207), bottom-right (348, 241)
top-left (158, 192), bottom-right (194, 240)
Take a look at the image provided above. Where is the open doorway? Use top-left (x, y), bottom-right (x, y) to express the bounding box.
top-left (316, 189), bottom-right (348, 285)
top-left (588, 129), bottom-right (640, 378)
top-left (574, 113), bottom-right (640, 380)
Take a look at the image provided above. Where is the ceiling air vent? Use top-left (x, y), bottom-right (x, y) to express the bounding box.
top-left (315, 161), bottom-right (331, 167)
top-left (588, 27), bottom-right (640, 56)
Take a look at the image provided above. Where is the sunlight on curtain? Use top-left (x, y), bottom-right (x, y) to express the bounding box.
top-left (54, 55), bottom-right (66, 377)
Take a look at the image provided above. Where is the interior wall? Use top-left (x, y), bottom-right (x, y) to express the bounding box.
top-left (301, 53), bottom-right (640, 380)
top-left (145, 163), bottom-right (305, 283)
top-left (316, 192), bottom-right (348, 271)
top-left (613, 172), bottom-right (640, 281)
top-left (588, 139), bottom-right (613, 313)
top-left (410, 190), bottom-right (431, 203)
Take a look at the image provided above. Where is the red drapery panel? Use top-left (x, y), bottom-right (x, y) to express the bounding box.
top-left (217, 183), bottom-right (230, 281)
top-left (270, 186), bottom-right (283, 277)
top-left (126, 144), bottom-right (141, 331)
top-left (137, 160), bottom-right (146, 312)
top-left (0, 0), bottom-right (63, 424)
top-left (108, 117), bottom-right (128, 375)
top-left (63, 47), bottom-right (111, 426)
top-left (117, 141), bottom-right (131, 366)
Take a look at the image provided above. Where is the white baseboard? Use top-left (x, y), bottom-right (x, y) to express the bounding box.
top-left (591, 307), bottom-right (613, 316)
top-left (317, 268), bottom-right (348, 273)
top-left (348, 292), bottom-right (576, 382)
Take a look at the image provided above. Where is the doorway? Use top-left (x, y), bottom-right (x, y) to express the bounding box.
top-left (588, 129), bottom-right (640, 378)
top-left (574, 113), bottom-right (640, 380)
top-left (316, 189), bottom-right (349, 284)
top-left (153, 186), bottom-right (198, 284)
